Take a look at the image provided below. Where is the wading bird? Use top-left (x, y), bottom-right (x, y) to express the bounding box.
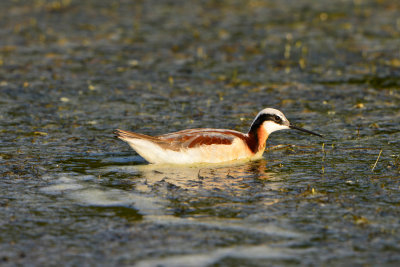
top-left (115, 108), bottom-right (322, 164)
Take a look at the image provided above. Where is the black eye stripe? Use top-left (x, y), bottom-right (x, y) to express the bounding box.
top-left (250, 113), bottom-right (284, 133)
top-left (257, 114), bottom-right (283, 123)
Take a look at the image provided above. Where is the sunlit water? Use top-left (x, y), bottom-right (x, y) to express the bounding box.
top-left (1, 0), bottom-right (400, 266)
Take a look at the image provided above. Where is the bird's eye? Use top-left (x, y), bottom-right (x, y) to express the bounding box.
top-left (274, 115), bottom-right (282, 122)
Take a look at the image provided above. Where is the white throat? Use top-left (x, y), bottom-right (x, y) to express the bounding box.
top-left (262, 121), bottom-right (290, 135)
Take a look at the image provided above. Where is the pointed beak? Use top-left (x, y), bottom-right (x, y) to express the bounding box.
top-left (289, 124), bottom-right (323, 137)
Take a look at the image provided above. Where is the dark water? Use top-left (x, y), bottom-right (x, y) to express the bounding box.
top-left (1, 0), bottom-right (399, 266)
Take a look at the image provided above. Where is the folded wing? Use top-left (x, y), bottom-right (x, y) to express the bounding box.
top-left (115, 128), bottom-right (246, 151)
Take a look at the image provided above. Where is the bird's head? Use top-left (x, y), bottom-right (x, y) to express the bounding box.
top-left (249, 108), bottom-right (322, 137)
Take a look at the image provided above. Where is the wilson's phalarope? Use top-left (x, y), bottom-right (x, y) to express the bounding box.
top-left (115, 108), bottom-right (322, 164)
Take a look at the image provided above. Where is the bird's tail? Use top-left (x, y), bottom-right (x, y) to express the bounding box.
top-left (114, 129), bottom-right (159, 142)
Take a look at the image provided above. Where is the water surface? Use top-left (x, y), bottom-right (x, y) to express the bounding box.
top-left (1, 0), bottom-right (399, 266)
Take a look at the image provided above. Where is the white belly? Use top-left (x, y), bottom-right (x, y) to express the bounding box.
top-left (126, 138), bottom-right (260, 164)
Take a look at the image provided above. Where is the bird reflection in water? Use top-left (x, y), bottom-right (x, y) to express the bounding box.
top-left (130, 159), bottom-right (283, 194)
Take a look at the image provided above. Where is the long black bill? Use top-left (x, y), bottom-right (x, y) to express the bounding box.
top-left (289, 125), bottom-right (323, 137)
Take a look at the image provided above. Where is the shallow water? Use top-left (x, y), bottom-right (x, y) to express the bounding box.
top-left (1, 0), bottom-right (400, 266)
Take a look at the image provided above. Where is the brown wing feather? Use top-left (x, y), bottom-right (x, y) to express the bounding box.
top-left (115, 128), bottom-right (248, 151)
top-left (185, 135), bottom-right (232, 147)
top-left (158, 129), bottom-right (246, 149)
